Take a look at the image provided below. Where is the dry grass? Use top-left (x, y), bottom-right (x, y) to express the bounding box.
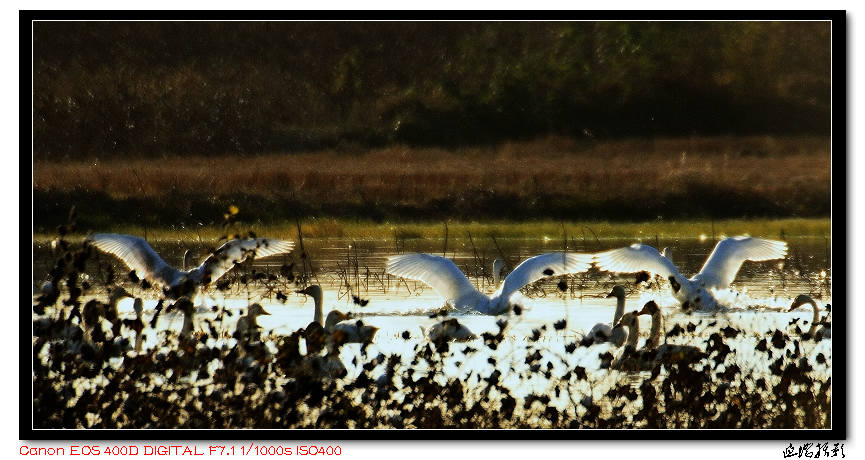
top-left (34, 135), bottom-right (829, 202)
top-left (32, 136), bottom-right (830, 232)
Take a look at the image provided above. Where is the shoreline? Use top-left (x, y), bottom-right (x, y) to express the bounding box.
top-left (32, 217), bottom-right (831, 243)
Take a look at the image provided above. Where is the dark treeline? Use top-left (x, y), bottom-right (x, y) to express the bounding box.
top-left (34, 21), bottom-right (830, 160)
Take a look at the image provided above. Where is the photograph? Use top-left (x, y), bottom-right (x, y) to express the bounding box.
top-left (27, 12), bottom-right (840, 437)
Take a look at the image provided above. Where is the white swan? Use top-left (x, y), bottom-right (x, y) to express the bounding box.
top-left (234, 303), bottom-right (271, 342)
top-left (584, 285), bottom-right (628, 345)
top-left (789, 294), bottom-right (831, 340)
top-left (386, 251), bottom-right (593, 315)
top-left (87, 233), bottom-right (295, 298)
top-left (295, 285), bottom-right (378, 343)
top-left (595, 236), bottom-right (787, 310)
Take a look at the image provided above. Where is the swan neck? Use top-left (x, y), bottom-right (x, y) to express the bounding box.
top-left (809, 301), bottom-right (820, 336)
top-left (613, 296), bottom-right (625, 324)
top-left (181, 310), bottom-right (193, 335)
top-left (649, 310), bottom-right (663, 349)
top-left (313, 291), bottom-right (324, 327)
top-left (626, 320), bottom-right (639, 347)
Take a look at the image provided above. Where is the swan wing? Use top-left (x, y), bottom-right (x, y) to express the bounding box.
top-left (697, 237), bottom-right (787, 289)
top-left (87, 233), bottom-right (180, 286)
top-left (195, 238), bottom-right (295, 284)
top-left (594, 244), bottom-right (683, 279)
top-left (386, 253), bottom-right (483, 306)
top-left (500, 252), bottom-right (593, 299)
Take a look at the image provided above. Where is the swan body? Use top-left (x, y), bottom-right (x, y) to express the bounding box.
top-left (427, 318), bottom-right (476, 343)
top-left (386, 251), bottom-right (593, 315)
top-left (585, 285), bottom-right (628, 345)
top-left (595, 236), bottom-right (787, 310)
top-left (789, 294), bottom-right (830, 340)
top-left (87, 233), bottom-right (295, 298)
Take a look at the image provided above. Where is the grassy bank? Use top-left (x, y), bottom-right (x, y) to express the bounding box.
top-left (33, 217), bottom-right (831, 243)
top-left (33, 136), bottom-right (830, 232)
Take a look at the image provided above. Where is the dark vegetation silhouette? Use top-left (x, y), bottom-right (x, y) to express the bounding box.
top-left (34, 22), bottom-right (829, 160)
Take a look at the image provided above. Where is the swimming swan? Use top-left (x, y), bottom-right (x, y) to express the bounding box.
top-left (427, 318), bottom-right (476, 343)
top-left (605, 311), bottom-right (640, 368)
top-left (595, 236), bottom-right (787, 310)
top-left (386, 252), bottom-right (593, 315)
top-left (584, 285), bottom-right (629, 345)
top-left (234, 303), bottom-right (271, 342)
top-left (87, 233), bottom-right (295, 298)
top-left (789, 294), bottom-right (830, 340)
top-left (612, 301), bottom-right (705, 371)
top-left (295, 285), bottom-right (378, 344)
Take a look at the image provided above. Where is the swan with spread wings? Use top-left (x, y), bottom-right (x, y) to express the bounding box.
top-left (87, 233), bottom-right (295, 298)
top-left (386, 251), bottom-right (593, 315)
top-left (594, 236), bottom-right (787, 310)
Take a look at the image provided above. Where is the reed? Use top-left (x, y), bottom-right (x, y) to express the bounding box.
top-left (33, 136), bottom-right (830, 231)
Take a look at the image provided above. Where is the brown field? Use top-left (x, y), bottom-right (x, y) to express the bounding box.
top-left (32, 136), bottom-right (831, 230)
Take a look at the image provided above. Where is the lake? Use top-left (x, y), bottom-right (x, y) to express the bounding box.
top-left (31, 235), bottom-right (833, 428)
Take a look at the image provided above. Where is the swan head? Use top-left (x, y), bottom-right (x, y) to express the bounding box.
top-left (325, 310), bottom-right (351, 331)
top-left (296, 285), bottom-right (323, 301)
top-left (247, 303), bottom-right (271, 318)
top-left (182, 249), bottom-right (195, 271)
top-left (607, 285), bottom-right (626, 299)
top-left (789, 294), bottom-right (817, 312)
top-left (637, 300), bottom-right (660, 316)
top-left (661, 247), bottom-right (673, 261)
top-left (617, 311), bottom-right (638, 328)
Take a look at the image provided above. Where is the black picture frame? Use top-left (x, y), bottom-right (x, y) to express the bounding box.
top-left (22, 9), bottom-right (846, 441)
